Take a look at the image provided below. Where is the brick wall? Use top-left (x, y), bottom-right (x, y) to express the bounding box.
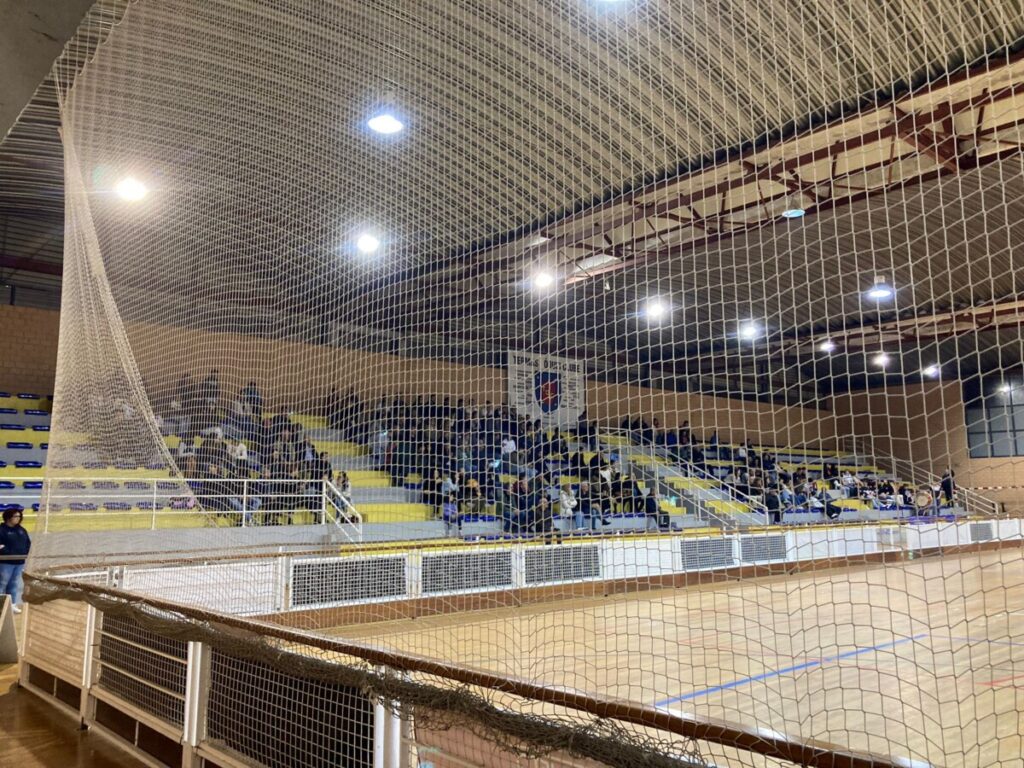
top-left (0, 305), bottom-right (60, 395)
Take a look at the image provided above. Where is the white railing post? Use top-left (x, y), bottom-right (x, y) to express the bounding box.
top-left (241, 479), bottom-right (248, 528)
top-left (182, 640), bottom-right (211, 768)
top-left (150, 480), bottom-right (158, 530)
top-left (43, 479), bottom-right (51, 533)
top-left (321, 480), bottom-right (328, 526)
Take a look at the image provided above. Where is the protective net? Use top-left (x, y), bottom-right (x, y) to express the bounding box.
top-left (15, 0), bottom-right (1024, 766)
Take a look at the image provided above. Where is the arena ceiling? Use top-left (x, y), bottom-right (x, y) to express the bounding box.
top-left (1, 0), bottom-right (1024, 402)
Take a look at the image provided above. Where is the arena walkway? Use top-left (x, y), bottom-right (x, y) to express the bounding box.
top-left (0, 629), bottom-right (144, 768)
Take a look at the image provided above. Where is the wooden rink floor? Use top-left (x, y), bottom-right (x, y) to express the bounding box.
top-left (329, 548), bottom-right (1024, 767)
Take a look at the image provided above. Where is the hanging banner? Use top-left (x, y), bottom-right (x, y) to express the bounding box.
top-left (508, 351), bottom-right (585, 426)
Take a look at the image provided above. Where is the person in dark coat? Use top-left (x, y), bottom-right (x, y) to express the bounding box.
top-left (0, 508), bottom-right (31, 613)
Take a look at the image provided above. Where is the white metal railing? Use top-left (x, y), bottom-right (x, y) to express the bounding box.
top-left (848, 438), bottom-right (1002, 518)
top-left (0, 476), bottom-right (361, 532)
top-left (597, 428), bottom-right (767, 528)
top-left (323, 479), bottom-right (363, 543)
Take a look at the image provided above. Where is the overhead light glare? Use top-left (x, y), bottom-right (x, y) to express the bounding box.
top-left (355, 233), bottom-right (380, 253)
top-left (866, 282), bottom-right (895, 301)
top-left (645, 299), bottom-right (669, 321)
top-left (819, 339), bottom-right (837, 353)
top-left (781, 208), bottom-right (805, 219)
top-left (923, 364), bottom-right (941, 378)
top-left (872, 352), bottom-right (891, 368)
top-left (367, 113), bottom-right (404, 134)
top-left (115, 177), bottom-right (147, 202)
top-left (738, 322), bottom-right (760, 340)
top-left (532, 271), bottom-right (555, 290)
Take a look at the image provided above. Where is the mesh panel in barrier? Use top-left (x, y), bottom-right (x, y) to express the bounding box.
top-left (17, 0), bottom-right (1024, 765)
top-left (291, 557), bottom-right (407, 607)
top-left (421, 551), bottom-right (514, 594)
top-left (680, 538), bottom-right (735, 571)
top-left (523, 545), bottom-right (601, 585)
top-left (207, 652), bottom-right (374, 768)
top-left (96, 615), bottom-right (187, 726)
top-left (739, 535), bottom-right (788, 563)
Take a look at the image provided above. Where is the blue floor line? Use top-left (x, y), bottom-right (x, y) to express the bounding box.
top-left (655, 634), bottom-right (928, 708)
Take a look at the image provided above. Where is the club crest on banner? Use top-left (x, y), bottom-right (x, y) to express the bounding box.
top-left (535, 372), bottom-right (561, 412)
top-left (508, 351), bottom-right (584, 426)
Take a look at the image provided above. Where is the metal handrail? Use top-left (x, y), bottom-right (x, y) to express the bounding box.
top-left (0, 475), bottom-right (353, 531)
top-left (848, 438), bottom-right (1001, 518)
top-left (323, 479), bottom-right (362, 542)
top-left (597, 428), bottom-right (763, 529)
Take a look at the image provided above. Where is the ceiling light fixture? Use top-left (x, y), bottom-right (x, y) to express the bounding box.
top-left (872, 352), bottom-right (891, 368)
top-left (866, 279), bottom-right (895, 301)
top-left (819, 339), bottom-right (837, 353)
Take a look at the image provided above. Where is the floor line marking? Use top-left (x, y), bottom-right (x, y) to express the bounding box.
top-left (655, 634), bottom-right (928, 707)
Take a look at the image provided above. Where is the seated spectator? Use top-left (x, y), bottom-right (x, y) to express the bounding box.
top-left (177, 436), bottom-right (198, 459)
top-left (533, 495), bottom-right (556, 540)
top-left (463, 476), bottom-right (485, 516)
top-left (644, 490), bottom-right (667, 532)
top-left (841, 471), bottom-right (860, 498)
top-left (442, 494), bottom-right (463, 537)
top-left (560, 484), bottom-right (580, 529)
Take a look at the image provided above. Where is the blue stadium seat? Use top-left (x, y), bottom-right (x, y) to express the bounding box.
top-left (24, 409), bottom-right (49, 416)
top-left (113, 461), bottom-right (138, 470)
top-left (0, 504), bottom-right (24, 513)
top-left (0, 481), bottom-right (14, 490)
top-left (23, 481), bottom-right (43, 489)
top-left (93, 481), bottom-right (120, 490)
top-left (58, 481), bottom-right (87, 490)
top-left (69, 503), bottom-right (98, 511)
top-left (0, 424), bottom-right (25, 431)
top-left (156, 481), bottom-right (179, 491)
top-left (31, 503), bottom-right (40, 512)
top-left (126, 481), bottom-right (151, 490)
top-left (32, 425), bottom-right (50, 432)
top-left (104, 502), bottom-right (132, 510)
top-left (0, 409), bottom-right (15, 415)
top-left (7, 442), bottom-right (33, 449)
top-left (84, 461), bottom-right (106, 469)
top-left (17, 393), bottom-right (41, 399)
top-left (0, 393), bottom-right (9, 398)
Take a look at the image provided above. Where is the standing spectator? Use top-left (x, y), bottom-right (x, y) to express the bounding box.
top-left (200, 369), bottom-right (220, 407)
top-left (940, 469), bottom-right (956, 506)
top-left (0, 508), bottom-right (31, 613)
top-left (423, 469), bottom-right (442, 519)
top-left (765, 487), bottom-right (782, 524)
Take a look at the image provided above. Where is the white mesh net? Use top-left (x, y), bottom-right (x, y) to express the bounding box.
top-left (15, 0), bottom-right (1024, 766)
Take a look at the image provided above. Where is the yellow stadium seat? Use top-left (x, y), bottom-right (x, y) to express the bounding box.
top-left (357, 503), bottom-right (433, 523)
top-left (707, 499), bottom-right (752, 515)
top-left (312, 440), bottom-right (366, 457)
top-left (0, 428), bottom-right (49, 446)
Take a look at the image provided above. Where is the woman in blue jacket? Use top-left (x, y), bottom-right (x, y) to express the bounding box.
top-left (0, 508), bottom-right (31, 613)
